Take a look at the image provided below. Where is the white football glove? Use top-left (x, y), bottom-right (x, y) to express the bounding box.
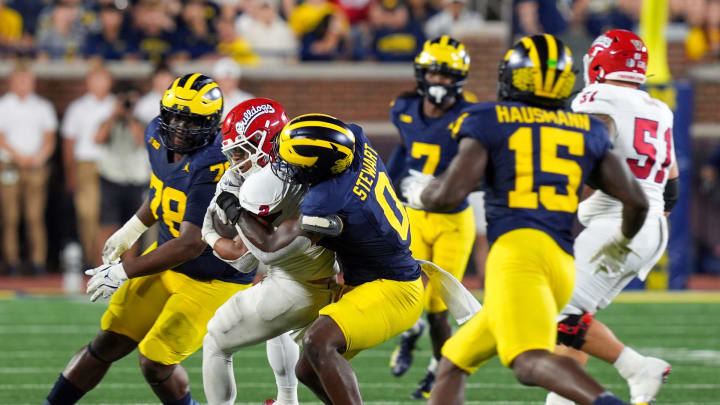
top-left (202, 199), bottom-right (223, 249)
top-left (85, 262), bottom-right (128, 302)
top-left (400, 169), bottom-right (434, 210)
top-left (102, 215), bottom-right (148, 264)
top-left (589, 233), bottom-right (636, 277)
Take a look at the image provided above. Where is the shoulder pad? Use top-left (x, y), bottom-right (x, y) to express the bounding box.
top-left (571, 84), bottom-right (616, 115)
top-left (461, 91), bottom-right (478, 103)
top-left (299, 214), bottom-right (343, 236)
top-left (239, 166), bottom-right (287, 215)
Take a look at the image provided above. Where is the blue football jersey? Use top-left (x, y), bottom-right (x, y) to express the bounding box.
top-left (300, 124), bottom-right (421, 286)
top-left (144, 118), bottom-right (255, 283)
top-left (390, 94), bottom-right (475, 213)
top-left (456, 102), bottom-right (612, 254)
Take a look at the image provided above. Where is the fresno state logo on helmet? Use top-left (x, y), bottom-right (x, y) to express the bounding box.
top-left (234, 103), bottom-right (276, 140)
top-left (221, 98), bottom-right (287, 147)
top-left (583, 29), bottom-right (648, 85)
top-left (221, 98), bottom-right (288, 177)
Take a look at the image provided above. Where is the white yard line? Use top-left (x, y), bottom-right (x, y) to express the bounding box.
top-left (2, 382), bottom-right (719, 390)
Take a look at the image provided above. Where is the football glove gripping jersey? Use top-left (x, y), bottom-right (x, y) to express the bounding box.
top-left (216, 191), bottom-right (243, 225)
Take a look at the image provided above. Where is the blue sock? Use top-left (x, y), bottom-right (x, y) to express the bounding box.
top-left (162, 391), bottom-right (200, 405)
top-left (44, 374), bottom-right (86, 405)
top-left (593, 392), bottom-right (627, 405)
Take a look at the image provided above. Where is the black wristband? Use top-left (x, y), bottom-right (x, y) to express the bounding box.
top-left (664, 177), bottom-right (679, 212)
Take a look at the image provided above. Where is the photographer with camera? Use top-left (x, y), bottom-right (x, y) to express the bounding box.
top-left (93, 84), bottom-right (150, 262)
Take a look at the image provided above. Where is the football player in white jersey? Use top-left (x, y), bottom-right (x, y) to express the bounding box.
top-left (546, 30), bottom-right (677, 405)
top-left (200, 98), bottom-right (337, 405)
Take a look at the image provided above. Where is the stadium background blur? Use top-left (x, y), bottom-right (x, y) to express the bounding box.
top-left (0, 0), bottom-right (719, 290)
top-left (0, 1), bottom-right (720, 404)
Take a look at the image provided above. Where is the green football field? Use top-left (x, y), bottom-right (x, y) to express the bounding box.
top-left (1, 295), bottom-right (719, 405)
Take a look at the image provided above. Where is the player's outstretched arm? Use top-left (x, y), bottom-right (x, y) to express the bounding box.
top-left (591, 149), bottom-right (649, 239)
top-left (101, 199), bottom-right (157, 264)
top-left (420, 137), bottom-right (488, 211)
top-left (121, 221), bottom-right (207, 278)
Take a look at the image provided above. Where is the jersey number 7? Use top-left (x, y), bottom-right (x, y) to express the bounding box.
top-left (508, 126), bottom-right (584, 213)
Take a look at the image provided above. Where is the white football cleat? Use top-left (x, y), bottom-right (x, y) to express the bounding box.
top-left (627, 357), bottom-right (671, 404)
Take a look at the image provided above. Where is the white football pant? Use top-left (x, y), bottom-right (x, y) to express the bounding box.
top-left (203, 276), bottom-right (335, 405)
top-left (562, 215), bottom-right (668, 316)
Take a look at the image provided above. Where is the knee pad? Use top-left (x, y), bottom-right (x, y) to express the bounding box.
top-left (556, 312), bottom-right (593, 349)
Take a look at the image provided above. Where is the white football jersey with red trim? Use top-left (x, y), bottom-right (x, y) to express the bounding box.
top-left (239, 164), bottom-right (336, 281)
top-left (572, 83), bottom-right (675, 224)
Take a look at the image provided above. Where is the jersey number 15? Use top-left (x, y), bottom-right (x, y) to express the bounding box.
top-left (508, 126), bottom-right (584, 213)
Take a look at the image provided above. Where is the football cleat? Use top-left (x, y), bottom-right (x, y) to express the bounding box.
top-left (389, 319), bottom-right (426, 376)
top-left (627, 357), bottom-right (671, 404)
top-left (410, 370), bottom-right (435, 400)
top-left (263, 400), bottom-right (276, 405)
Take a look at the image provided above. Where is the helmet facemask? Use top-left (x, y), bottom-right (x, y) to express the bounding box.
top-left (415, 66), bottom-right (466, 106)
top-left (158, 106), bottom-right (220, 154)
top-left (222, 129), bottom-right (271, 179)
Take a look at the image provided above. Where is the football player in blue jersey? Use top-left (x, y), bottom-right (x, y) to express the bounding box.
top-left (385, 35), bottom-right (480, 399)
top-left (215, 113), bottom-right (425, 404)
top-left (401, 35), bottom-right (650, 405)
top-left (44, 74), bottom-right (253, 405)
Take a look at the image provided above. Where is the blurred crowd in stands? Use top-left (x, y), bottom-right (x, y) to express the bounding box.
top-left (1, 0), bottom-right (720, 277)
top-left (0, 0), bottom-right (719, 63)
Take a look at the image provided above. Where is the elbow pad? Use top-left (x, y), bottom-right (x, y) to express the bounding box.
top-left (299, 215), bottom-right (343, 237)
top-left (663, 177), bottom-right (679, 212)
top-left (236, 226), bottom-right (312, 265)
top-left (213, 250), bottom-right (258, 273)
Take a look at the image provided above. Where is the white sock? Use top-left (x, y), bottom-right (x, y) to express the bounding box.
top-left (202, 333), bottom-right (237, 405)
top-left (614, 346), bottom-right (645, 380)
top-left (402, 318), bottom-right (425, 338)
top-left (427, 356), bottom-right (439, 375)
top-left (266, 332), bottom-right (300, 405)
top-left (545, 391), bottom-right (576, 405)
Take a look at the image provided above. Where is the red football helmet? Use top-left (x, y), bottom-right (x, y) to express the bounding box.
top-left (221, 98), bottom-right (288, 178)
top-left (584, 29), bottom-right (648, 86)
